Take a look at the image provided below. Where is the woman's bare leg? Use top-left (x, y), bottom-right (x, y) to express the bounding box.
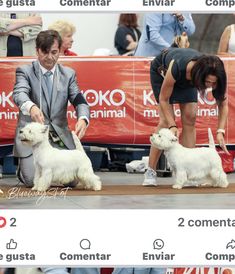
top-left (143, 104), bottom-right (175, 186)
top-left (180, 102), bottom-right (197, 148)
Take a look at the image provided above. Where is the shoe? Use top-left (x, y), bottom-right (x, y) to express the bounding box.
top-left (142, 168), bottom-right (157, 186)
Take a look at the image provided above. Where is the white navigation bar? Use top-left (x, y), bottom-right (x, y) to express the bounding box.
top-left (0, 0), bottom-right (235, 12)
top-left (0, 209), bottom-right (235, 266)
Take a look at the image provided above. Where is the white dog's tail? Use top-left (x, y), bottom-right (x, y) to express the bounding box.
top-left (208, 128), bottom-right (215, 149)
top-left (72, 131), bottom-right (85, 153)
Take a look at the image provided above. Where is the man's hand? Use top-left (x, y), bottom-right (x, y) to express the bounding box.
top-left (216, 132), bottom-right (230, 155)
top-left (75, 119), bottom-right (87, 139)
top-left (169, 126), bottom-right (180, 138)
top-left (30, 105), bottom-right (45, 124)
top-left (174, 13), bottom-right (184, 22)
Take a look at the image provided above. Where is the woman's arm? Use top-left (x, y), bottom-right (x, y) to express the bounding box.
top-left (216, 98), bottom-right (229, 154)
top-left (125, 34), bottom-right (137, 50)
top-left (217, 99), bottom-right (228, 129)
top-left (6, 29), bottom-right (23, 37)
top-left (0, 15), bottom-right (42, 33)
top-left (18, 24), bottom-right (42, 42)
top-left (159, 60), bottom-right (178, 134)
top-left (218, 25), bottom-right (230, 54)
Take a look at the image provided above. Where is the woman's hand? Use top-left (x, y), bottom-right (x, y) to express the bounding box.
top-left (216, 132), bottom-right (230, 155)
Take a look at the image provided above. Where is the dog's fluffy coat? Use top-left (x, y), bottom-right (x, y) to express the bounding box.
top-left (150, 128), bottom-right (229, 189)
top-left (19, 122), bottom-right (102, 192)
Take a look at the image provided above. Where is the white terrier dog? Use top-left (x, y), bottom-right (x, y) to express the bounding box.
top-left (150, 128), bottom-right (229, 189)
top-left (19, 122), bottom-right (102, 192)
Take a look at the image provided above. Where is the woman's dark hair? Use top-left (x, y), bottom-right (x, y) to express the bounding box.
top-left (191, 55), bottom-right (227, 101)
top-left (118, 14), bottom-right (138, 28)
top-left (36, 30), bottom-right (62, 53)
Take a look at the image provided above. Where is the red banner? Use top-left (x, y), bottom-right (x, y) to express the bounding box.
top-left (0, 56), bottom-right (235, 146)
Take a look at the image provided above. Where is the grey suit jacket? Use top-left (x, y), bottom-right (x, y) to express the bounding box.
top-left (13, 61), bottom-right (90, 158)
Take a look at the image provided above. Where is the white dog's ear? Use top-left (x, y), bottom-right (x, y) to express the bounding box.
top-left (42, 125), bottom-right (49, 133)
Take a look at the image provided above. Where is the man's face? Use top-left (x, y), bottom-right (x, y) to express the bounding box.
top-left (37, 40), bottom-right (60, 70)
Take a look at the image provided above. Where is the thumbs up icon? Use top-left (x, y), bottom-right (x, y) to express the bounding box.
top-left (6, 239), bottom-right (17, 250)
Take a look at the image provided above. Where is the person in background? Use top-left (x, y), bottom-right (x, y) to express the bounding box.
top-left (48, 20), bottom-right (77, 56)
top-left (15, 268), bottom-right (43, 274)
top-left (41, 269), bottom-right (166, 274)
top-left (0, 13), bottom-right (42, 179)
top-left (134, 13), bottom-right (195, 57)
top-left (0, 13), bottom-right (42, 56)
top-left (114, 14), bottom-right (141, 56)
top-left (13, 30), bottom-right (89, 187)
top-left (113, 269), bottom-right (166, 274)
top-left (143, 47), bottom-right (228, 186)
top-left (41, 269), bottom-right (69, 274)
top-left (218, 17), bottom-right (235, 54)
top-left (41, 268), bottom-right (100, 274)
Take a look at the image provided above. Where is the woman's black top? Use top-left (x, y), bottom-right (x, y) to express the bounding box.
top-left (150, 48), bottom-right (203, 104)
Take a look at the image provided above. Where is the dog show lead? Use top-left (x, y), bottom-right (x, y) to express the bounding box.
top-left (143, 47), bottom-right (228, 186)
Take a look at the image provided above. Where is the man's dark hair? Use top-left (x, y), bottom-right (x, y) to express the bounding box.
top-left (191, 55), bottom-right (227, 101)
top-left (36, 30), bottom-right (62, 53)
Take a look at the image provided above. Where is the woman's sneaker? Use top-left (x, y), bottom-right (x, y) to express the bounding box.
top-left (142, 167), bottom-right (157, 186)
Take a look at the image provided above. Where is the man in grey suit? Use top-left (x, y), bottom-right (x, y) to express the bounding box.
top-left (13, 30), bottom-right (90, 187)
